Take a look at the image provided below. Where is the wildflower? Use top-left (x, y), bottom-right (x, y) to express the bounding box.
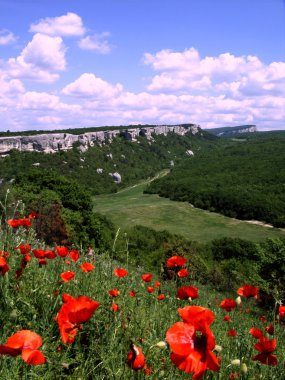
top-left (228, 329), bottom-right (237, 337)
top-left (0, 257), bottom-right (9, 276)
top-left (223, 315), bottom-right (232, 322)
top-left (252, 337), bottom-right (277, 365)
top-left (154, 281), bottom-right (161, 288)
top-left (229, 372), bottom-right (238, 379)
top-left (127, 343), bottom-right (146, 370)
top-left (70, 250), bottom-right (80, 262)
top-left (128, 290), bottom-right (136, 297)
top-left (0, 330), bottom-right (45, 365)
top-left (38, 259), bottom-right (47, 267)
top-left (220, 299), bottom-right (237, 312)
top-left (56, 246), bottom-right (69, 257)
top-left (108, 289), bottom-right (120, 297)
top-left (166, 255), bottom-right (187, 268)
top-left (17, 244), bottom-right (31, 255)
top-left (141, 273), bottom-right (152, 282)
top-left (56, 293), bottom-right (100, 344)
top-left (265, 324), bottom-right (274, 335)
top-left (45, 250), bottom-right (57, 259)
top-left (60, 271), bottom-right (75, 283)
top-left (279, 306), bottom-right (285, 318)
top-left (157, 294), bottom-right (165, 301)
top-left (114, 268), bottom-right (128, 277)
top-left (166, 306), bottom-right (220, 379)
top-left (32, 249), bottom-right (46, 259)
top-left (237, 284), bottom-right (258, 299)
top-left (147, 286), bottom-right (155, 293)
top-left (249, 327), bottom-right (263, 339)
top-left (111, 303), bottom-right (120, 312)
top-left (28, 211), bottom-right (38, 219)
top-left (177, 286), bottom-right (198, 300)
top-left (177, 268), bottom-right (189, 278)
top-left (79, 263), bottom-right (94, 272)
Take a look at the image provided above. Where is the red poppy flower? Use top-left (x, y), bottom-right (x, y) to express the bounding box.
top-left (249, 328), bottom-right (263, 339)
top-left (141, 273), bottom-right (152, 282)
top-left (220, 299), bottom-right (237, 312)
top-left (228, 329), bottom-right (237, 337)
top-left (0, 251), bottom-right (9, 258)
top-left (252, 337), bottom-right (277, 366)
top-left (0, 257), bottom-right (9, 276)
top-left (19, 218), bottom-right (32, 227)
top-left (28, 211), bottom-right (38, 219)
top-left (128, 290), bottom-right (136, 297)
top-left (70, 250), bottom-right (79, 262)
top-left (45, 250), bottom-right (57, 259)
top-left (166, 255), bottom-right (187, 268)
top-left (38, 259), bottom-right (47, 267)
top-left (79, 263), bottom-right (95, 273)
top-left (237, 284), bottom-right (258, 298)
top-left (177, 269), bottom-right (189, 278)
top-left (154, 281), bottom-right (161, 288)
top-left (108, 289), bottom-right (120, 297)
top-left (279, 306), bottom-right (285, 318)
top-left (114, 268), bottom-right (128, 277)
top-left (0, 330), bottom-right (45, 365)
top-left (127, 343), bottom-right (146, 370)
top-left (157, 294), bottom-right (165, 301)
top-left (56, 246), bottom-right (69, 257)
top-left (32, 249), bottom-right (46, 259)
top-left (223, 315), bottom-right (232, 322)
top-left (7, 219), bottom-right (20, 228)
top-left (17, 244), bottom-right (31, 255)
top-left (265, 324), bottom-right (274, 335)
top-left (147, 286), bottom-right (155, 293)
top-left (60, 271), bottom-right (75, 283)
top-left (56, 294), bottom-right (100, 344)
top-left (166, 306), bottom-right (219, 379)
top-left (177, 286), bottom-right (198, 300)
top-left (111, 303), bottom-right (120, 312)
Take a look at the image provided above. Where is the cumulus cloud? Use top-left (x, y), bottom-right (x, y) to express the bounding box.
top-left (30, 12), bottom-right (85, 37)
top-left (62, 73), bottom-right (123, 98)
top-left (78, 33), bottom-right (112, 53)
top-left (4, 33), bottom-right (66, 83)
top-left (0, 30), bottom-right (17, 45)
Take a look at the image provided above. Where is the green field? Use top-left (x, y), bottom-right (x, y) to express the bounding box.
top-left (93, 172), bottom-right (285, 243)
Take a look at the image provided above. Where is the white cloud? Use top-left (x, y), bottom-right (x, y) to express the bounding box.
top-left (62, 73), bottom-right (123, 98)
top-left (78, 33), bottom-right (112, 54)
top-left (30, 12), bottom-right (85, 37)
top-left (3, 33), bottom-right (66, 83)
top-left (18, 91), bottom-right (60, 110)
top-left (0, 30), bottom-right (17, 45)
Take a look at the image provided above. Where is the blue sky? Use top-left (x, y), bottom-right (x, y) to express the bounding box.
top-left (0, 0), bottom-right (284, 131)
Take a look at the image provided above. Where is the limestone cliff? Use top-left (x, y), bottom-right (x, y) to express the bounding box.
top-left (0, 124), bottom-right (200, 155)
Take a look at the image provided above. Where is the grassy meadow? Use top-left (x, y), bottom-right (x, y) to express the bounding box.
top-left (93, 174), bottom-right (285, 243)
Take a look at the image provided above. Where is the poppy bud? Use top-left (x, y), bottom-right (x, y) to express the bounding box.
top-left (214, 345), bottom-right (222, 353)
top-left (155, 341), bottom-right (167, 349)
top-left (241, 363), bottom-right (248, 374)
top-left (231, 359), bottom-right (240, 366)
top-left (235, 296), bottom-right (242, 305)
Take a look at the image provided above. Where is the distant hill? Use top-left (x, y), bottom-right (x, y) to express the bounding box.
top-left (205, 125), bottom-right (257, 137)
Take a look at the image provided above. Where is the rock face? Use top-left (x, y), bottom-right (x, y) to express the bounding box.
top-left (0, 124), bottom-right (200, 155)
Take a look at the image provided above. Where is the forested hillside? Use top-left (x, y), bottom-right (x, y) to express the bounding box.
top-left (145, 131), bottom-right (285, 227)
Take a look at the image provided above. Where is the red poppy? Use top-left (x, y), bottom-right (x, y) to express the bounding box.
top-left (228, 329), bottom-right (237, 337)
top-left (56, 246), bottom-right (69, 257)
top-left (220, 299), bottom-right (237, 312)
top-left (166, 255), bottom-right (187, 268)
top-left (108, 289), bottom-right (120, 297)
top-left (79, 263), bottom-right (95, 273)
top-left (177, 286), bottom-right (198, 300)
top-left (17, 244), bottom-right (31, 255)
top-left (114, 268), bottom-right (128, 277)
top-left (128, 290), bottom-right (136, 297)
top-left (0, 257), bottom-right (9, 276)
top-left (177, 269), bottom-right (189, 278)
top-left (38, 259), bottom-right (47, 267)
top-left (70, 250), bottom-right (79, 262)
top-left (32, 249), bottom-right (46, 259)
top-left (252, 337), bottom-right (277, 366)
top-left (28, 211), bottom-right (38, 219)
top-left (7, 219), bottom-right (20, 228)
top-left (265, 324), bottom-right (274, 335)
top-left (237, 284), bottom-right (258, 299)
top-left (111, 303), bottom-right (120, 312)
top-left (0, 330), bottom-right (45, 365)
top-left (60, 271), bottom-right (75, 283)
top-left (249, 328), bottom-right (263, 339)
top-left (229, 373), bottom-right (238, 380)
top-left (166, 306), bottom-right (219, 379)
top-left (141, 273), bottom-right (152, 282)
top-left (0, 251), bottom-right (9, 258)
top-left (154, 281), bottom-right (161, 288)
top-left (45, 250), bottom-right (57, 259)
top-left (223, 315), bottom-right (232, 322)
top-left (127, 343), bottom-right (146, 370)
top-left (278, 306), bottom-right (285, 318)
top-left (56, 294), bottom-right (100, 344)
top-left (157, 294), bottom-right (165, 301)
top-left (147, 286), bottom-right (155, 293)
